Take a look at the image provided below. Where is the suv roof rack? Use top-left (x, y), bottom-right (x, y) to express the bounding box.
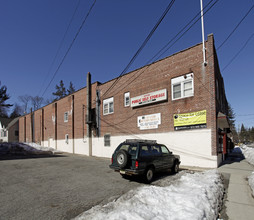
top-left (125, 139), bottom-right (157, 144)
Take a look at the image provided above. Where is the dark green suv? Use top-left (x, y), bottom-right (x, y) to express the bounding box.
top-left (109, 139), bottom-right (180, 183)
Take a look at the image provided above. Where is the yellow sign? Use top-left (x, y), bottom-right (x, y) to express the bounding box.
top-left (174, 110), bottom-right (206, 127)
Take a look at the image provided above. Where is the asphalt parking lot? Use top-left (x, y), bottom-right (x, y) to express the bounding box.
top-left (0, 153), bottom-right (142, 220)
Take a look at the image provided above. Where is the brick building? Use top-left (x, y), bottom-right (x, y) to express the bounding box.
top-left (19, 34), bottom-right (230, 168)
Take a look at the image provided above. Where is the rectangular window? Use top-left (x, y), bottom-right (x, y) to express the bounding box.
top-left (64, 112), bottom-right (68, 122)
top-left (15, 130), bottom-right (19, 136)
top-left (183, 81), bottom-right (192, 96)
top-left (124, 92), bottom-right (130, 107)
top-left (173, 84), bottom-right (181, 99)
top-left (65, 134), bottom-right (69, 144)
top-left (104, 134), bottom-right (110, 147)
top-left (171, 73), bottom-right (194, 100)
top-left (103, 97), bottom-right (114, 115)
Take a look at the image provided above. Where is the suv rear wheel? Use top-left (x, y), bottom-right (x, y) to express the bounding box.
top-left (116, 150), bottom-right (129, 168)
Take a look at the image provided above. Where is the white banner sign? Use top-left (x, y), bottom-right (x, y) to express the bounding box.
top-left (137, 113), bottom-right (161, 130)
top-left (131, 89), bottom-right (167, 107)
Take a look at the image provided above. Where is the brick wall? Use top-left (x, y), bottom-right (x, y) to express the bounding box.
top-left (19, 82), bottom-right (99, 145)
top-left (18, 34), bottom-right (228, 160)
top-left (206, 34), bottom-right (217, 155)
top-left (99, 38), bottom-right (215, 138)
top-left (19, 117), bottom-right (24, 142)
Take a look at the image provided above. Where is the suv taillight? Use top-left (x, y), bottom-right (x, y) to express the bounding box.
top-left (135, 161), bottom-right (139, 168)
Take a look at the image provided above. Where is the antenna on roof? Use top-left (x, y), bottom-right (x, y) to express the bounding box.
top-left (200, 0), bottom-right (207, 66)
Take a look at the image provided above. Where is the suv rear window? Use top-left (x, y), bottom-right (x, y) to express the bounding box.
top-left (118, 144), bottom-right (137, 156)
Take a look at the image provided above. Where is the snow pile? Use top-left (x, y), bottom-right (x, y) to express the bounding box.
top-left (240, 145), bottom-right (254, 196)
top-left (0, 142), bottom-right (61, 155)
top-left (241, 145), bottom-right (254, 165)
top-left (75, 170), bottom-right (223, 220)
top-left (22, 142), bottom-right (61, 154)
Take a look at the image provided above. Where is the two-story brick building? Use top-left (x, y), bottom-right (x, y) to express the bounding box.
top-left (19, 34), bottom-right (230, 168)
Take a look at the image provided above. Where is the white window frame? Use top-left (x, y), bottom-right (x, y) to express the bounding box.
top-left (124, 92), bottom-right (130, 107)
top-left (103, 97), bottom-right (114, 115)
top-left (171, 73), bottom-right (194, 100)
top-left (64, 112), bottom-right (68, 122)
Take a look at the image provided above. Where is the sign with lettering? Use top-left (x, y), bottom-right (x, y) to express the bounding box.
top-left (131, 89), bottom-right (167, 107)
top-left (173, 110), bottom-right (207, 130)
top-left (137, 113), bottom-right (161, 130)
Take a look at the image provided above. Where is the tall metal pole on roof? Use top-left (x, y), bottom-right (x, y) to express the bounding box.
top-left (200, 0), bottom-right (207, 65)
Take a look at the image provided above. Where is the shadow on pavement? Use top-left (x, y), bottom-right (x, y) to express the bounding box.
top-left (0, 142), bottom-right (65, 161)
top-left (219, 151), bottom-right (245, 166)
top-left (119, 170), bottom-right (183, 185)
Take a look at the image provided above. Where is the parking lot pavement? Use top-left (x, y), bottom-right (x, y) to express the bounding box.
top-left (0, 153), bottom-right (142, 220)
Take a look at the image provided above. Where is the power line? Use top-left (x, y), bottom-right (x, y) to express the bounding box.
top-left (149, 0), bottom-right (218, 63)
top-left (216, 3), bottom-right (254, 51)
top-left (94, 0), bottom-right (219, 105)
top-left (101, 0), bottom-right (176, 100)
top-left (37, 0), bottom-right (82, 97)
top-left (41, 0), bottom-right (97, 97)
top-left (222, 32), bottom-right (254, 72)
top-left (43, 1), bottom-right (253, 134)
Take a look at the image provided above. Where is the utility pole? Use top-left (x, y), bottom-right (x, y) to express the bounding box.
top-left (87, 72), bottom-right (92, 156)
top-left (200, 0), bottom-right (207, 66)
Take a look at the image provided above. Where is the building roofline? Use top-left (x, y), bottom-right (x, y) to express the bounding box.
top-left (20, 35), bottom-right (214, 118)
top-left (99, 40), bottom-right (205, 86)
top-left (21, 81), bottom-right (102, 117)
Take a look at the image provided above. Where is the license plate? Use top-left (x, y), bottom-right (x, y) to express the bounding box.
top-left (120, 170), bottom-right (126, 174)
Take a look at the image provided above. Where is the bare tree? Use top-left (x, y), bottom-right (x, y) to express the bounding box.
top-left (45, 97), bottom-right (55, 105)
top-left (10, 103), bottom-right (23, 118)
top-left (18, 95), bottom-right (31, 114)
top-left (30, 96), bottom-right (44, 111)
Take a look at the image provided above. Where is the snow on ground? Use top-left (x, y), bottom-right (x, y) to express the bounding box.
top-left (22, 142), bottom-right (62, 154)
top-left (75, 170), bottom-right (224, 220)
top-left (239, 144), bottom-right (254, 196)
top-left (240, 145), bottom-right (254, 165)
top-left (0, 142), bottom-right (61, 155)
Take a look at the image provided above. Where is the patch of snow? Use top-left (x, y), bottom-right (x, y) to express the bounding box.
top-left (0, 142), bottom-right (62, 155)
top-left (240, 145), bottom-right (254, 165)
top-left (239, 145), bottom-right (254, 197)
top-left (23, 142), bottom-right (62, 154)
top-left (75, 170), bottom-right (223, 220)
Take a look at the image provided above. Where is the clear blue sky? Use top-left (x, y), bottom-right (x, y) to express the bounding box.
top-left (1, 0), bottom-right (254, 129)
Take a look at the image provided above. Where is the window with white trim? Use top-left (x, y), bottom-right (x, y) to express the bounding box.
top-left (124, 92), bottom-right (130, 107)
top-left (171, 73), bottom-right (194, 100)
top-left (64, 112), bottom-right (68, 122)
top-left (103, 97), bottom-right (114, 115)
